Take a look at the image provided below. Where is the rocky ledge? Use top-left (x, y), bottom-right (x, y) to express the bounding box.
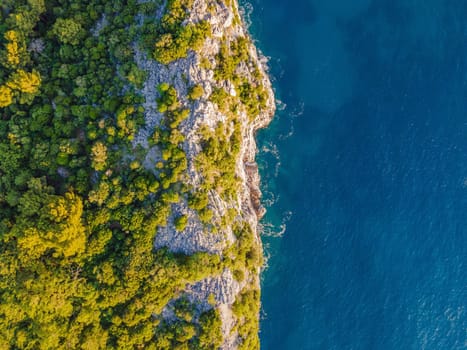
top-left (134, 0), bottom-right (275, 348)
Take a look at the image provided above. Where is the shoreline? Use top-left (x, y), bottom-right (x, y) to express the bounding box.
top-left (133, 0), bottom-right (275, 347)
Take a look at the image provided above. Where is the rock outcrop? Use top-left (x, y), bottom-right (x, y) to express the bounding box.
top-left (134, 0), bottom-right (275, 347)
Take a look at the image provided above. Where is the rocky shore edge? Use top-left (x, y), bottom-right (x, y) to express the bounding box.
top-left (134, 0), bottom-right (275, 347)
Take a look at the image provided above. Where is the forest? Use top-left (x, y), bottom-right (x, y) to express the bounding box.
top-left (0, 0), bottom-right (268, 349)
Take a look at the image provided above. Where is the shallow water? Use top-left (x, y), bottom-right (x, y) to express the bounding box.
top-left (245, 0), bottom-right (467, 348)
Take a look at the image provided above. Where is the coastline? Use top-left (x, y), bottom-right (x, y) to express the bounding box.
top-left (134, 0), bottom-right (275, 347)
top-left (0, 1), bottom-right (274, 348)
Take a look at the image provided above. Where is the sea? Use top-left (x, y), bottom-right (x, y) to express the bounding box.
top-left (243, 0), bottom-right (467, 349)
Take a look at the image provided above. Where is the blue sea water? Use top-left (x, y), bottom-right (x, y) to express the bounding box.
top-left (244, 0), bottom-right (467, 349)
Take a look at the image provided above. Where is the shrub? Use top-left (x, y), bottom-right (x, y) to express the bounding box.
top-left (174, 214), bottom-right (188, 231)
top-left (154, 21), bottom-right (211, 64)
top-left (157, 83), bottom-right (179, 112)
top-left (187, 84), bottom-right (204, 100)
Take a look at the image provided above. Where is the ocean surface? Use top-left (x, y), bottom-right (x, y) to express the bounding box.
top-left (244, 0), bottom-right (467, 349)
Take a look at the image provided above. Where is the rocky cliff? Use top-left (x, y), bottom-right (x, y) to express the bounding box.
top-left (134, 0), bottom-right (275, 348)
top-left (0, 0), bottom-right (274, 348)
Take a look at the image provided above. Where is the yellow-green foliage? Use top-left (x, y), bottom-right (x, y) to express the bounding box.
top-left (0, 47), bottom-right (40, 107)
top-left (88, 181), bottom-right (110, 206)
top-left (4, 30), bottom-right (22, 66)
top-left (154, 306), bottom-right (224, 349)
top-left (212, 37), bottom-right (269, 121)
top-left (174, 214), bottom-right (188, 231)
top-left (154, 21), bottom-right (211, 64)
top-left (225, 223), bottom-right (263, 276)
top-left (7, 69), bottom-right (41, 94)
top-left (157, 82), bottom-right (180, 112)
top-left (116, 105), bottom-right (140, 141)
top-left (51, 18), bottom-right (84, 45)
top-left (187, 84), bottom-right (204, 100)
top-left (232, 288), bottom-right (261, 350)
top-left (210, 86), bottom-right (233, 114)
top-left (214, 37), bottom-right (249, 83)
top-left (91, 141), bottom-right (108, 171)
top-left (14, 180), bottom-right (86, 259)
top-left (126, 63), bottom-right (148, 88)
top-left (0, 2), bottom-right (43, 108)
top-left (238, 79), bottom-right (268, 121)
top-left (196, 120), bottom-right (242, 199)
top-left (0, 85), bottom-right (13, 107)
top-left (153, 0), bottom-right (212, 64)
top-left (0, 0), bottom-right (265, 348)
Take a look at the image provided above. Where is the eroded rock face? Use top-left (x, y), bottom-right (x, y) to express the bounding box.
top-left (155, 212), bottom-right (227, 254)
top-left (187, 269), bottom-right (241, 307)
top-left (133, 0), bottom-right (275, 347)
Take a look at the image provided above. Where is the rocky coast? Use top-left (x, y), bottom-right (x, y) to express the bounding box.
top-left (133, 0), bottom-right (275, 347)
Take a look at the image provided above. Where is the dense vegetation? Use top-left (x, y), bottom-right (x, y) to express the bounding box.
top-left (0, 0), bottom-right (269, 348)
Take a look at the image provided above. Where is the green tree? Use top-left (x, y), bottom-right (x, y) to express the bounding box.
top-left (52, 18), bottom-right (84, 45)
top-left (15, 183), bottom-right (86, 260)
top-left (91, 141), bottom-right (107, 171)
top-left (174, 214), bottom-right (188, 231)
top-left (7, 69), bottom-right (41, 94)
top-left (0, 85), bottom-right (13, 107)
